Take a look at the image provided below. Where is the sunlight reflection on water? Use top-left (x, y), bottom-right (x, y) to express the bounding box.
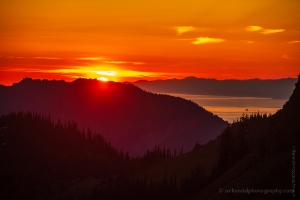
top-left (164, 93), bottom-right (287, 123)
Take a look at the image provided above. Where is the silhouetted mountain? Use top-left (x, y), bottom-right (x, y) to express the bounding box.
top-left (0, 78), bottom-right (227, 155)
top-left (187, 75), bottom-right (300, 199)
top-left (0, 75), bottom-right (299, 199)
top-left (134, 77), bottom-right (297, 99)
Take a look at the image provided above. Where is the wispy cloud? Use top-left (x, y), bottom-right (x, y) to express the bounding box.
top-left (34, 57), bottom-right (60, 60)
top-left (245, 26), bottom-right (263, 32)
top-left (96, 71), bottom-right (118, 76)
top-left (242, 40), bottom-right (254, 44)
top-left (282, 55), bottom-right (292, 59)
top-left (176, 26), bottom-right (195, 35)
top-left (5, 56), bottom-right (24, 59)
top-left (38, 67), bottom-right (85, 74)
top-left (261, 29), bottom-right (285, 34)
top-left (76, 57), bottom-right (106, 61)
top-left (192, 37), bottom-right (225, 44)
top-left (104, 61), bottom-right (127, 64)
top-left (132, 62), bottom-right (145, 65)
top-left (103, 60), bottom-right (145, 65)
top-left (178, 38), bottom-right (194, 41)
top-left (245, 26), bottom-right (285, 34)
top-left (288, 41), bottom-right (300, 44)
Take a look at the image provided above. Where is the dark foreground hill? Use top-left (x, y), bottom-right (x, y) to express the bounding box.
top-left (187, 75), bottom-right (300, 199)
top-left (134, 77), bottom-right (297, 99)
top-left (0, 111), bottom-right (218, 200)
top-left (0, 112), bottom-right (127, 199)
top-left (0, 78), bottom-right (227, 155)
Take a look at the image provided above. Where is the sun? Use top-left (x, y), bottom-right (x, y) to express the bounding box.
top-left (98, 77), bottom-right (109, 82)
top-left (96, 70), bottom-right (117, 82)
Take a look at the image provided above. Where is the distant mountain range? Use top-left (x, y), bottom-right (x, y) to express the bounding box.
top-left (134, 77), bottom-right (297, 99)
top-left (0, 78), bottom-right (227, 155)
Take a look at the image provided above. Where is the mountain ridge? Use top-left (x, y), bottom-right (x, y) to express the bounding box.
top-left (0, 78), bottom-right (227, 156)
top-left (134, 77), bottom-right (297, 99)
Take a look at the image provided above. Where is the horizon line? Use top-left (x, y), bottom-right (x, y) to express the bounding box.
top-left (1, 76), bottom-right (298, 87)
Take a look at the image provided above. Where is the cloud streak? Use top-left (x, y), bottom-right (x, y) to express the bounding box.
top-left (245, 26), bottom-right (263, 32)
top-left (76, 57), bottom-right (106, 61)
top-left (96, 71), bottom-right (118, 76)
top-left (103, 60), bottom-right (145, 65)
top-left (282, 55), bottom-right (293, 59)
top-left (242, 40), bottom-right (254, 44)
top-left (104, 61), bottom-right (127, 64)
top-left (261, 29), bottom-right (285, 34)
top-left (176, 26), bottom-right (195, 35)
top-left (245, 26), bottom-right (285, 34)
top-left (192, 37), bottom-right (225, 44)
top-left (33, 57), bottom-right (61, 60)
top-left (288, 41), bottom-right (300, 44)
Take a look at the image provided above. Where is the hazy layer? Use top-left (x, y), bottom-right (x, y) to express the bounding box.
top-left (164, 93), bottom-right (287, 122)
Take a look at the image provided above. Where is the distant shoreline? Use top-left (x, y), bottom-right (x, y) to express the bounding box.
top-left (161, 92), bottom-right (287, 122)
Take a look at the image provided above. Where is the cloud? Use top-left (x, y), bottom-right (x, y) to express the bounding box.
top-left (245, 26), bottom-right (285, 34)
top-left (242, 40), bottom-right (254, 44)
top-left (192, 37), bottom-right (225, 44)
top-left (34, 57), bottom-right (60, 60)
top-left (288, 41), bottom-right (300, 44)
top-left (245, 26), bottom-right (263, 32)
top-left (103, 61), bottom-right (145, 65)
top-left (261, 29), bottom-right (285, 34)
top-left (176, 26), bottom-right (195, 35)
top-left (76, 57), bottom-right (106, 61)
top-left (132, 62), bottom-right (145, 65)
top-left (282, 55), bottom-right (292, 59)
top-left (96, 71), bottom-right (118, 76)
top-left (5, 56), bottom-right (24, 59)
top-left (104, 61), bottom-right (127, 64)
top-left (178, 38), bottom-right (194, 41)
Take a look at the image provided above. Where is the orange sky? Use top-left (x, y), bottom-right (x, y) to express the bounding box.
top-left (1, 0), bottom-right (299, 85)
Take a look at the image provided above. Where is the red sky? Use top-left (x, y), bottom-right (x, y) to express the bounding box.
top-left (1, 0), bottom-right (300, 85)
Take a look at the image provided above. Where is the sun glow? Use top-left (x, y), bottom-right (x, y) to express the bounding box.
top-left (96, 70), bottom-right (117, 82)
top-left (0, 0), bottom-right (299, 86)
top-left (98, 77), bottom-right (108, 82)
top-left (96, 71), bottom-right (117, 76)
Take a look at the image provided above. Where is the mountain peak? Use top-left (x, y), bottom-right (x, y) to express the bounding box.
top-left (0, 78), bottom-right (227, 155)
top-left (281, 74), bottom-right (300, 111)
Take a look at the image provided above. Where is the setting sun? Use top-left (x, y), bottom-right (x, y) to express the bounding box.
top-left (98, 77), bottom-right (109, 82)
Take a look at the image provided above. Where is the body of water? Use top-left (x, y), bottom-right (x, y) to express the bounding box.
top-left (164, 93), bottom-right (287, 122)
